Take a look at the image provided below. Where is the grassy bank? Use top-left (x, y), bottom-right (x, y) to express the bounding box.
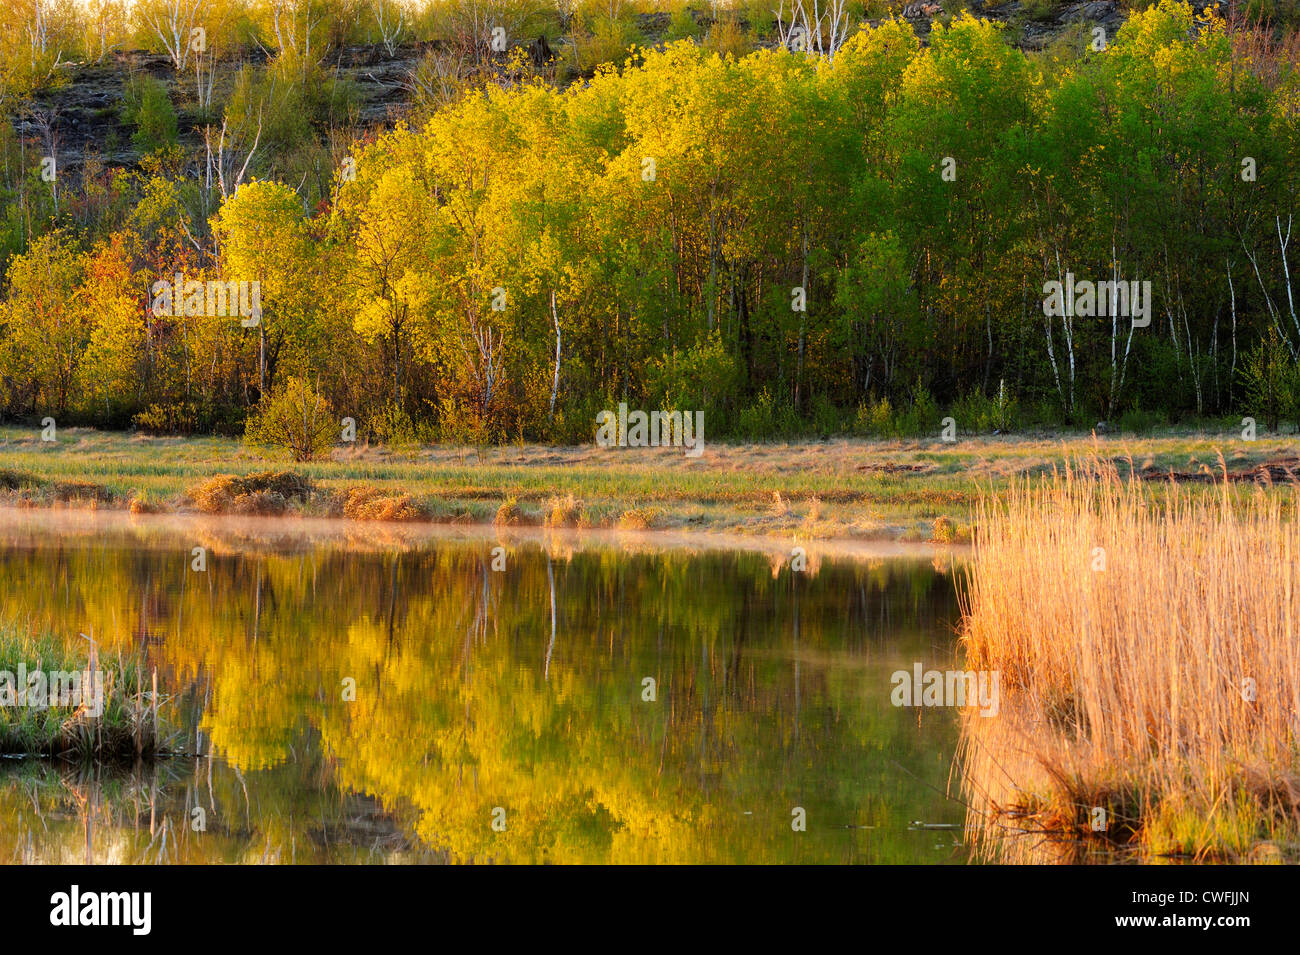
top-left (959, 458), bottom-right (1300, 862)
top-left (1, 426), bottom-right (1299, 542)
top-left (0, 625), bottom-right (169, 759)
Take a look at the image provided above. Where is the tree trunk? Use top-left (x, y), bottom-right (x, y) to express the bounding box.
top-left (549, 290), bottom-right (561, 420)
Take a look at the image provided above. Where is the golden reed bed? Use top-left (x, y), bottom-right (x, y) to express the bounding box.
top-left (957, 456), bottom-right (1300, 862)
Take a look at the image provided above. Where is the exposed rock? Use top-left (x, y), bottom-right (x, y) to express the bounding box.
top-left (10, 4), bottom-right (1136, 174)
top-left (637, 11), bottom-right (672, 34)
top-left (528, 34), bottom-right (555, 68)
top-left (1059, 0), bottom-right (1120, 24)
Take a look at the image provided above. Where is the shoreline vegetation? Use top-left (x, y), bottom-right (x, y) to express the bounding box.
top-left (959, 457), bottom-right (1300, 862)
top-left (0, 626), bottom-right (170, 760)
top-left (1, 425), bottom-right (1299, 542)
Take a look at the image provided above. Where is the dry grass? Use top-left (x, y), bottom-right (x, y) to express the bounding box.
top-left (188, 471), bottom-right (314, 514)
top-left (545, 493), bottom-right (581, 528)
top-left (494, 497), bottom-right (521, 525)
top-left (231, 489), bottom-right (290, 515)
top-left (9, 425), bottom-right (1300, 540)
top-left (958, 455), bottom-right (1300, 861)
top-left (0, 469), bottom-right (36, 491)
top-left (51, 480), bottom-right (114, 504)
top-left (930, 515), bottom-right (957, 543)
top-left (128, 491), bottom-right (160, 514)
top-left (339, 486), bottom-right (429, 522)
top-left (618, 506), bottom-right (659, 530)
top-left (770, 491), bottom-right (789, 517)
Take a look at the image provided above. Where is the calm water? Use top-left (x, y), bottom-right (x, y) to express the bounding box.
top-left (0, 512), bottom-right (967, 864)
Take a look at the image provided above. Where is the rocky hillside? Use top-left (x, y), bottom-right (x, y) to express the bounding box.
top-left (13, 2), bottom-right (1129, 173)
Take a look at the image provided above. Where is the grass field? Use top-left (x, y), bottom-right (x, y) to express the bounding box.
top-left (0, 425), bottom-right (1297, 541)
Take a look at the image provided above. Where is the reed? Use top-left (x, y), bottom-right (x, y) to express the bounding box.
top-left (959, 454), bottom-right (1300, 861)
top-left (0, 625), bottom-right (173, 760)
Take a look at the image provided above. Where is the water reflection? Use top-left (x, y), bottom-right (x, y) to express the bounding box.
top-left (0, 514), bottom-right (965, 863)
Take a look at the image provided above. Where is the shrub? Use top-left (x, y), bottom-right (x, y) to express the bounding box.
top-left (365, 399), bottom-right (425, 447)
top-left (1019, 0), bottom-right (1058, 21)
top-left (244, 377), bottom-right (337, 462)
top-left (545, 493), bottom-right (581, 527)
top-left (128, 492), bottom-right (160, 515)
top-left (665, 5), bottom-right (702, 40)
top-left (741, 0), bottom-right (776, 37)
top-left (1116, 404), bottom-right (1168, 435)
top-left (736, 389), bottom-right (800, 440)
top-left (232, 490), bottom-right (289, 515)
top-left (0, 469), bottom-right (37, 491)
top-left (870, 380), bottom-right (942, 438)
top-left (952, 381), bottom-right (1020, 434)
top-left (570, 16), bottom-right (643, 73)
top-left (703, 16), bottom-right (754, 58)
top-left (646, 329), bottom-right (739, 412)
top-left (408, 48), bottom-right (471, 116)
top-left (121, 76), bottom-right (179, 154)
top-left (854, 396), bottom-right (895, 437)
top-left (133, 401), bottom-right (244, 437)
top-left (52, 481), bottom-right (114, 504)
top-left (436, 396), bottom-right (494, 446)
top-left (809, 394), bottom-right (843, 437)
top-left (1240, 326), bottom-right (1298, 432)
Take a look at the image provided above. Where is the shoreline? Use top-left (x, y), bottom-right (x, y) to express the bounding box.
top-left (2, 427), bottom-right (1295, 548)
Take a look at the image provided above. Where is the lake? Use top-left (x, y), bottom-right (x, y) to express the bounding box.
top-left (0, 511), bottom-right (967, 864)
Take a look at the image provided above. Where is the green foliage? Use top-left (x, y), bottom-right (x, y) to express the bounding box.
top-left (363, 399), bottom-right (427, 447)
top-left (121, 75), bottom-right (179, 154)
top-left (897, 382), bottom-right (942, 438)
top-left (224, 58), bottom-right (361, 179)
top-left (1116, 403), bottom-right (1169, 434)
top-left (741, 0), bottom-right (777, 37)
top-left (854, 395), bottom-right (895, 436)
top-left (1019, 0), bottom-right (1059, 22)
top-left (665, 5), bottom-right (703, 41)
top-left (851, 382), bottom-right (946, 438)
top-left (243, 376), bottom-right (338, 461)
top-left (951, 383), bottom-right (1020, 434)
top-left (646, 331), bottom-right (739, 411)
top-left (735, 390), bottom-right (802, 441)
top-left (703, 15), bottom-right (754, 58)
top-left (1240, 327), bottom-right (1299, 432)
top-left (569, 15), bottom-right (644, 73)
top-left (133, 400), bottom-right (244, 436)
top-left (809, 393), bottom-right (845, 437)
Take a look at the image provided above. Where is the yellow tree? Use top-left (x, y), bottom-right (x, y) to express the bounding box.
top-left (343, 154), bottom-right (436, 411)
top-left (0, 231), bottom-right (89, 417)
top-left (213, 179), bottom-right (315, 398)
